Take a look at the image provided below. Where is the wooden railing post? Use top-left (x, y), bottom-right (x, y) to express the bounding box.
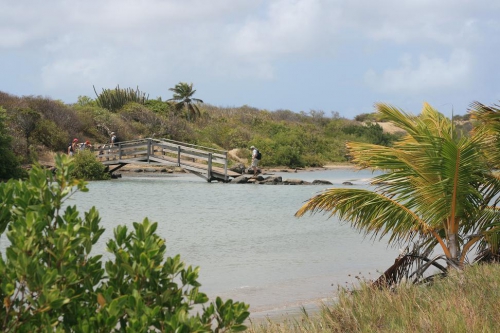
top-left (208, 153), bottom-right (213, 182)
top-left (147, 139), bottom-right (151, 163)
top-left (118, 143), bottom-right (122, 160)
top-left (224, 151), bottom-right (228, 182)
top-left (177, 146), bottom-right (181, 166)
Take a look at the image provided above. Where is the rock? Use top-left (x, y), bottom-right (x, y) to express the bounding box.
top-left (342, 181), bottom-right (354, 185)
top-left (144, 168), bottom-right (158, 173)
top-left (131, 168), bottom-right (144, 172)
top-left (230, 163), bottom-right (246, 174)
top-left (283, 178), bottom-right (304, 185)
top-left (230, 175), bottom-right (250, 184)
top-left (312, 179), bottom-right (333, 185)
top-left (261, 176), bottom-right (282, 184)
top-left (246, 168), bottom-right (262, 175)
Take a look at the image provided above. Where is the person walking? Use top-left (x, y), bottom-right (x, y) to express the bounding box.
top-left (250, 145), bottom-right (260, 176)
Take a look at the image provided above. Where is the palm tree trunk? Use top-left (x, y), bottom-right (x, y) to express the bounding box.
top-left (448, 232), bottom-right (461, 268)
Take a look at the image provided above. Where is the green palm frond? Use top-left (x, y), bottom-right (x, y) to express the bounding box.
top-left (295, 188), bottom-right (434, 244)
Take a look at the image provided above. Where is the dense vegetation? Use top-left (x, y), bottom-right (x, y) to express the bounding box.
top-left (0, 86), bottom-right (404, 179)
top-left (0, 107), bottom-right (24, 180)
top-left (0, 156), bottom-right (249, 331)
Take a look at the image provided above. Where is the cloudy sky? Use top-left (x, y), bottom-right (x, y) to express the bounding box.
top-left (1, 0), bottom-right (499, 118)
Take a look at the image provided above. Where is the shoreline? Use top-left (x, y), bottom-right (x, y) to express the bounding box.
top-left (115, 162), bottom-right (357, 175)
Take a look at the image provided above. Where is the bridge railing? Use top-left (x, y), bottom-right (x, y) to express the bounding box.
top-left (150, 138), bottom-right (228, 181)
top-left (95, 138), bottom-right (229, 182)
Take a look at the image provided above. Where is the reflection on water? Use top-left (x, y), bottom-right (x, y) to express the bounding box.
top-left (65, 169), bottom-right (397, 318)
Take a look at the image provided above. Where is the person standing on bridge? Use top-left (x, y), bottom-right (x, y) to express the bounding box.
top-left (110, 132), bottom-right (118, 147)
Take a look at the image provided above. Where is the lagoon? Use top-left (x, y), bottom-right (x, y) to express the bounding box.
top-left (68, 168), bottom-right (398, 318)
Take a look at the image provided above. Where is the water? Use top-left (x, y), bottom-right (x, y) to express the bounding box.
top-left (66, 168), bottom-right (398, 318)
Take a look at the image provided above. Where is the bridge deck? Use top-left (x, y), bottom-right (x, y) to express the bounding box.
top-left (95, 138), bottom-right (241, 182)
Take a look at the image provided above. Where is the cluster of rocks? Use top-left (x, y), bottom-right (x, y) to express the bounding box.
top-left (228, 164), bottom-right (354, 185)
top-left (229, 174), bottom-right (354, 186)
top-left (229, 174), bottom-right (329, 185)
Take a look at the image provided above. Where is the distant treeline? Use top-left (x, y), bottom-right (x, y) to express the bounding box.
top-left (0, 87), bottom-right (447, 179)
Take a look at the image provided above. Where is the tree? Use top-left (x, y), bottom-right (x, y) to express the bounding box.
top-left (0, 155), bottom-right (249, 331)
top-left (0, 107), bottom-right (24, 179)
top-left (296, 103), bottom-right (500, 278)
top-left (13, 107), bottom-right (41, 158)
top-left (168, 82), bottom-right (204, 121)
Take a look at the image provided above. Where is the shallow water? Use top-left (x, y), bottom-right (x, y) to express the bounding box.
top-left (66, 168), bottom-right (398, 318)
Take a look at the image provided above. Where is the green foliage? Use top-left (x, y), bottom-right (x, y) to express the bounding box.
top-left (94, 85), bottom-right (149, 112)
top-left (71, 149), bottom-right (110, 180)
top-left (0, 107), bottom-right (24, 180)
top-left (341, 122), bottom-right (398, 146)
top-left (13, 107), bottom-right (41, 158)
top-left (76, 95), bottom-right (96, 107)
top-left (33, 118), bottom-right (69, 151)
top-left (145, 98), bottom-right (173, 116)
top-left (0, 155), bottom-right (249, 331)
top-left (118, 102), bottom-right (168, 138)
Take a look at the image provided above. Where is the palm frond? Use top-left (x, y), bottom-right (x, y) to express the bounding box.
top-left (295, 188), bottom-right (434, 244)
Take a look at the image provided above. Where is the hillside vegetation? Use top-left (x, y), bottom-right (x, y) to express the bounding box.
top-left (0, 87), bottom-right (402, 173)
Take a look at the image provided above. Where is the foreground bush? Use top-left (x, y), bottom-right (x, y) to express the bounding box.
top-left (0, 154), bottom-right (249, 332)
top-left (250, 264), bottom-right (500, 333)
top-left (71, 149), bottom-right (110, 180)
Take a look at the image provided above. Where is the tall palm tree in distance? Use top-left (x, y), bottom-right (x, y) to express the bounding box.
top-left (296, 103), bottom-right (500, 279)
top-left (168, 82), bottom-right (203, 121)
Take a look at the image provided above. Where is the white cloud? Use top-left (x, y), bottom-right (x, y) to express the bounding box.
top-left (1, 0), bottom-right (499, 113)
top-left (364, 50), bottom-right (471, 94)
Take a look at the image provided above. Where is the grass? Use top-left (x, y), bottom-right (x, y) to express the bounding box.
top-left (248, 264), bottom-right (500, 333)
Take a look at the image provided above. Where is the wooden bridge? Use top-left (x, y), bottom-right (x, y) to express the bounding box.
top-left (95, 138), bottom-right (241, 182)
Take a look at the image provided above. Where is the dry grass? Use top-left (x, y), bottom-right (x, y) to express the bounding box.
top-left (248, 264), bottom-right (500, 333)
top-left (374, 122), bottom-right (406, 135)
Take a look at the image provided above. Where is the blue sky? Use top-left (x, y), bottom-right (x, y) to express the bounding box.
top-left (1, 0), bottom-right (499, 119)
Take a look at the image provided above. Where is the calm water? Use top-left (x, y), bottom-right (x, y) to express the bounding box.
top-left (67, 168), bottom-right (398, 318)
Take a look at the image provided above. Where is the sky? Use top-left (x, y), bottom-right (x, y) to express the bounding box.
top-left (1, 0), bottom-right (499, 119)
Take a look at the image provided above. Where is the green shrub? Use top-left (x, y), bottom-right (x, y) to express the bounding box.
top-left (0, 107), bottom-right (24, 180)
top-left (33, 118), bottom-right (69, 151)
top-left (71, 149), bottom-right (110, 180)
top-left (0, 155), bottom-right (249, 331)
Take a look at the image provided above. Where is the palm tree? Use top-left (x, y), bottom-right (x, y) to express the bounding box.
top-left (296, 103), bottom-right (500, 277)
top-left (168, 82), bottom-right (203, 121)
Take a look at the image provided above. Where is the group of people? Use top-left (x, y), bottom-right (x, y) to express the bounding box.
top-left (67, 138), bottom-right (93, 156)
top-left (67, 132), bottom-right (118, 156)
